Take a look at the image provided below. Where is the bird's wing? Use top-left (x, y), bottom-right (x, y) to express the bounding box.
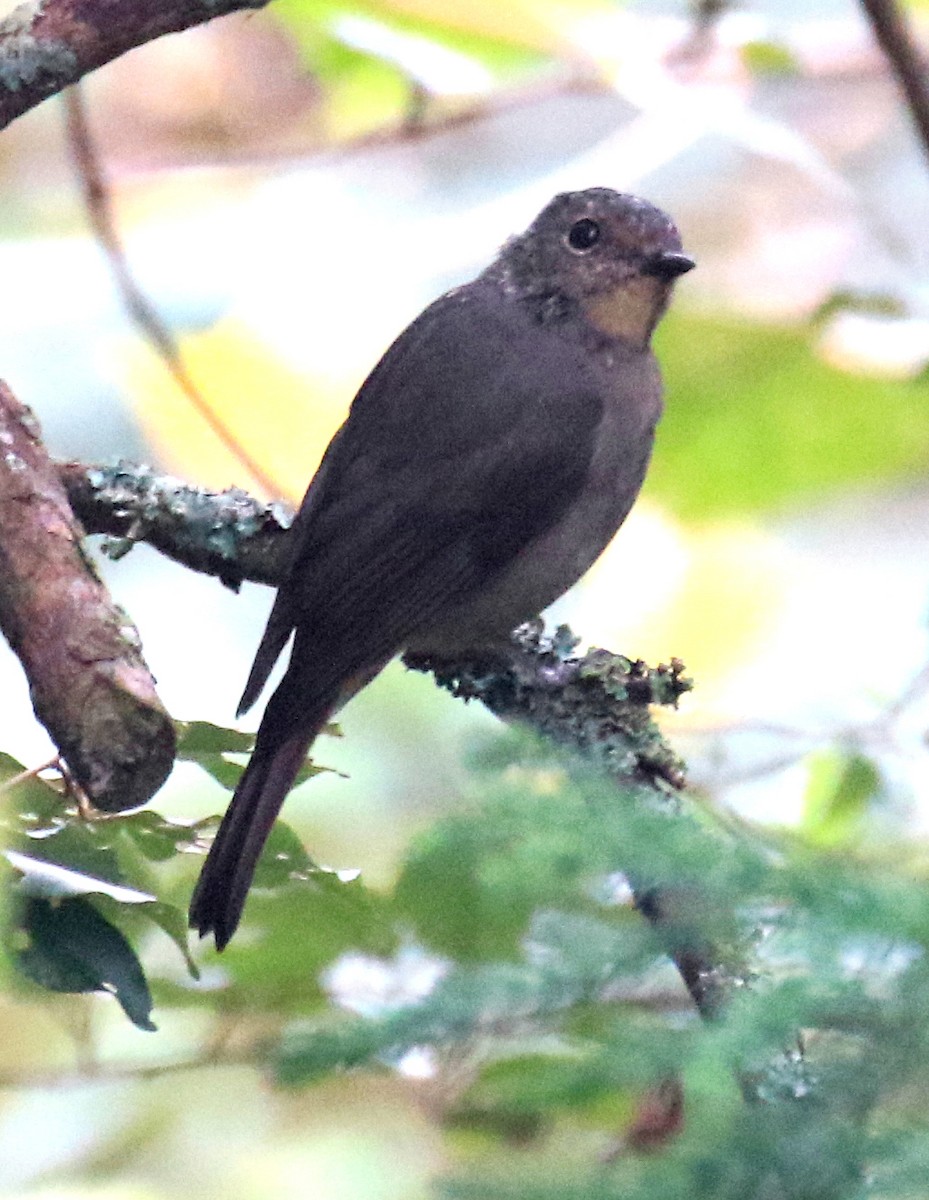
top-left (237, 427), bottom-right (346, 715)
top-left (239, 282), bottom-right (608, 713)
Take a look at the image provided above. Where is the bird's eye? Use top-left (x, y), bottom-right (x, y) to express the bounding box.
top-left (567, 218), bottom-right (601, 252)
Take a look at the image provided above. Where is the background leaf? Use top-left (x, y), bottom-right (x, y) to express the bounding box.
top-left (649, 313), bottom-right (929, 520)
top-left (11, 896), bottom-right (156, 1032)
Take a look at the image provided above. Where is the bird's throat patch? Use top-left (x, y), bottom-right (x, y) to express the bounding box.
top-left (583, 275), bottom-right (666, 348)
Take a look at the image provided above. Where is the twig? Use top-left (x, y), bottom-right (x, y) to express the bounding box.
top-left (404, 624), bottom-right (691, 791)
top-left (0, 0), bottom-right (270, 131)
top-left (329, 68), bottom-right (603, 160)
top-left (670, 0), bottom-right (730, 65)
top-left (0, 757), bottom-right (60, 797)
top-left (879, 656), bottom-right (929, 724)
top-left (859, 0), bottom-right (929, 170)
top-left (678, 650), bottom-right (929, 793)
top-left (63, 85), bottom-right (281, 500)
top-left (0, 1045), bottom-right (257, 1091)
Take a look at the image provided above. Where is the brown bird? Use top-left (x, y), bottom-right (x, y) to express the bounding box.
top-left (190, 187), bottom-right (694, 949)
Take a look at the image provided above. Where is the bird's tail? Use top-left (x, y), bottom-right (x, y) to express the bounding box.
top-left (188, 695), bottom-right (335, 950)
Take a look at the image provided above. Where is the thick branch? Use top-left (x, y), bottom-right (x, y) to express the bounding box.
top-left (0, 0), bottom-right (269, 130)
top-left (0, 388), bottom-right (175, 810)
top-left (860, 0), bottom-right (929, 169)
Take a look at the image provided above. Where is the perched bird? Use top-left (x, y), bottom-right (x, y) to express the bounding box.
top-left (190, 187), bottom-right (694, 949)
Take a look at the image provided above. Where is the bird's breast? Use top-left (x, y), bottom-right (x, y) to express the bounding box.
top-left (408, 359), bottom-right (659, 655)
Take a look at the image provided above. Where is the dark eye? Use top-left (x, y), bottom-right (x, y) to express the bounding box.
top-left (567, 218), bottom-right (601, 252)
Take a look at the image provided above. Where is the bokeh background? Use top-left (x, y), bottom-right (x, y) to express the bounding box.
top-left (2, 0), bottom-right (929, 1195)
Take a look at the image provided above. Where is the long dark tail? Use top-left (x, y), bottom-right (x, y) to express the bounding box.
top-left (188, 695), bottom-right (335, 950)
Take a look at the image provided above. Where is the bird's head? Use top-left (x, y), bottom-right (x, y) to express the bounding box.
top-left (496, 188), bottom-right (694, 347)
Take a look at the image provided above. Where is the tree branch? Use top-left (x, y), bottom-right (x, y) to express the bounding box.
top-left (0, 388), bottom-right (175, 811)
top-left (0, 0), bottom-right (270, 131)
top-left (859, 0), bottom-right (929, 169)
top-left (58, 459), bottom-right (292, 587)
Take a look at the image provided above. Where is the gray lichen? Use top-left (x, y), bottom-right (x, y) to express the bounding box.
top-left (0, 4), bottom-right (77, 95)
top-left (73, 460), bottom-right (293, 589)
top-left (405, 620), bottom-right (692, 793)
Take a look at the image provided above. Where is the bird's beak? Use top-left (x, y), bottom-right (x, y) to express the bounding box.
top-left (641, 250), bottom-right (696, 279)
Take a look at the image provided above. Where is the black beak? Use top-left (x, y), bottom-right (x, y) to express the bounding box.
top-left (641, 250), bottom-right (696, 279)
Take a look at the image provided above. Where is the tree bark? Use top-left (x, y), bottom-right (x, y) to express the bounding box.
top-left (0, 384), bottom-right (175, 810)
top-left (0, 0), bottom-right (270, 130)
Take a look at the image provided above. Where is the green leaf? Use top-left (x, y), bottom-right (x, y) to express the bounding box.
top-left (802, 750), bottom-right (881, 847)
top-left (4, 849), bottom-right (198, 983)
top-left (2, 767), bottom-right (204, 984)
top-left (176, 719), bottom-right (338, 792)
top-left (175, 720), bottom-right (254, 791)
top-left (252, 819), bottom-right (315, 887)
top-left (92, 894), bottom-right (201, 982)
top-left (740, 40), bottom-right (798, 76)
top-left (175, 721), bottom-right (257, 757)
top-left (12, 896), bottom-right (156, 1031)
top-left (118, 809), bottom-right (203, 862)
top-left (0, 753), bottom-right (68, 832)
top-left (4, 849), bottom-right (154, 903)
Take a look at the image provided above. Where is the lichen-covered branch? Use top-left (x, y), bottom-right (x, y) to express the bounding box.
top-left (0, 0), bottom-right (270, 131)
top-left (0, 387), bottom-right (174, 811)
top-left (59, 459), bottom-right (292, 588)
top-left (405, 622), bottom-right (690, 790)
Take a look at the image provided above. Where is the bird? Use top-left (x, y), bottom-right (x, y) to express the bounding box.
top-left (189, 187), bottom-right (694, 949)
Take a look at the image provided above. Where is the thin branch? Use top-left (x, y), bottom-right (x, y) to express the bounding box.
top-left (0, 1046), bottom-right (257, 1091)
top-left (0, 0), bottom-right (270, 131)
top-left (879, 655), bottom-right (929, 725)
top-left (329, 69), bottom-right (604, 161)
top-left (860, 0), bottom-right (929, 169)
top-left (404, 625), bottom-right (690, 791)
top-left (0, 757), bottom-right (60, 796)
top-left (63, 84), bottom-right (281, 500)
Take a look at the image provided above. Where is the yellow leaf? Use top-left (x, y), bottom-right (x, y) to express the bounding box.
top-left (370, 0), bottom-right (616, 55)
top-left (119, 319), bottom-right (351, 503)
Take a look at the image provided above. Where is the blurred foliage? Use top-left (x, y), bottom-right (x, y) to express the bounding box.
top-left (271, 0), bottom-right (569, 141)
top-left (3, 728), bottom-right (929, 1195)
top-left (802, 749), bottom-right (883, 849)
top-left (739, 40), bottom-right (799, 77)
